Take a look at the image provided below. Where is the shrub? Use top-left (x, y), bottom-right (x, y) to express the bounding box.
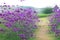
top-left (42, 7), bottom-right (53, 14)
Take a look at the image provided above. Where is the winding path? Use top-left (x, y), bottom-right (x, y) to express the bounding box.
top-left (35, 17), bottom-right (54, 40)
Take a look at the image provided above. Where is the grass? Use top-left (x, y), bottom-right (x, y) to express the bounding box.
top-left (37, 13), bottom-right (50, 18)
top-left (0, 24), bottom-right (21, 40)
top-left (0, 24), bottom-right (6, 28)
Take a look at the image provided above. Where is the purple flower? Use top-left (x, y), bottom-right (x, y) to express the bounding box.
top-left (32, 25), bottom-right (37, 29)
top-left (0, 14), bottom-right (2, 18)
top-left (4, 22), bottom-right (12, 28)
top-left (13, 27), bottom-right (20, 32)
top-left (55, 30), bottom-right (60, 37)
top-left (0, 14), bottom-right (2, 16)
top-left (53, 5), bottom-right (59, 12)
top-left (0, 28), bottom-right (4, 32)
top-left (18, 34), bottom-right (26, 38)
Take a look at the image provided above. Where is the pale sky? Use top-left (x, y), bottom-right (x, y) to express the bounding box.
top-left (0, 0), bottom-right (60, 8)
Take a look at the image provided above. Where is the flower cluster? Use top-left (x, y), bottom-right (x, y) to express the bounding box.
top-left (50, 5), bottom-right (60, 37)
top-left (0, 6), bottom-right (39, 40)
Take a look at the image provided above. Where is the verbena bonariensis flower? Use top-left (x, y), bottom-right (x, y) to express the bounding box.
top-left (50, 5), bottom-right (60, 37)
top-left (0, 6), bottom-right (39, 40)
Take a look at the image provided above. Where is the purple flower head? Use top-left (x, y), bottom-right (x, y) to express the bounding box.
top-left (4, 22), bottom-right (12, 28)
top-left (0, 28), bottom-right (4, 32)
top-left (0, 14), bottom-right (3, 18)
top-left (0, 14), bottom-right (2, 16)
top-left (55, 30), bottom-right (60, 37)
top-left (13, 27), bottom-right (20, 32)
top-left (53, 5), bottom-right (59, 12)
top-left (18, 34), bottom-right (26, 39)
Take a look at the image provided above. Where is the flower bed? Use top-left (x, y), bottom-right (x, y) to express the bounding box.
top-left (0, 5), bottom-right (39, 40)
top-left (50, 5), bottom-right (60, 38)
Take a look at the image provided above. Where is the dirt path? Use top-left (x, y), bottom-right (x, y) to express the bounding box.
top-left (35, 17), bottom-right (53, 40)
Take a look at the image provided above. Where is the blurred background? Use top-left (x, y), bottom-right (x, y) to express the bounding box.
top-left (0, 0), bottom-right (60, 40)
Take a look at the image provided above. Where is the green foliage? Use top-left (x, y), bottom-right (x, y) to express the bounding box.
top-left (37, 13), bottom-right (50, 18)
top-left (42, 7), bottom-right (53, 14)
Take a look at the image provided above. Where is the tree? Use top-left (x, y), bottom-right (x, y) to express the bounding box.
top-left (42, 7), bottom-right (53, 14)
